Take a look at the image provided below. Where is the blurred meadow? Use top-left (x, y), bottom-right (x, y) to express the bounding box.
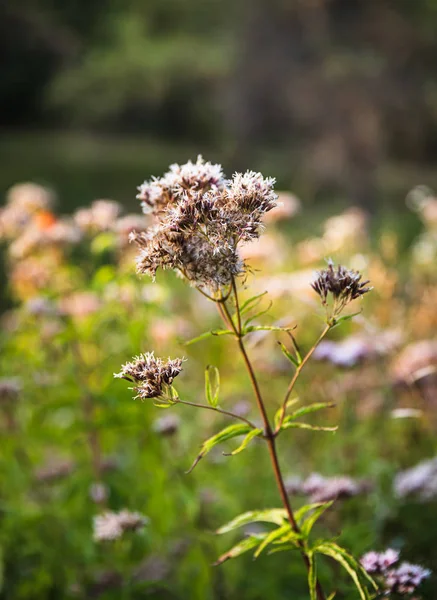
top-left (2, 1), bottom-right (437, 599)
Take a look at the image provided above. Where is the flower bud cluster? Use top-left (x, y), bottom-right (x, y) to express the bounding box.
top-left (311, 259), bottom-right (372, 321)
top-left (131, 156), bottom-right (278, 291)
top-left (361, 549), bottom-right (431, 597)
top-left (93, 510), bottom-right (148, 542)
top-left (114, 352), bottom-right (183, 400)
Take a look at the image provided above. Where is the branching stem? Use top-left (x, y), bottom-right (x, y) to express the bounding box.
top-left (175, 398), bottom-right (258, 429)
top-left (275, 324), bottom-right (331, 433)
top-left (216, 277), bottom-right (326, 600)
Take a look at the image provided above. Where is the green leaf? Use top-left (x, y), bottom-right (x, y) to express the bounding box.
top-left (274, 398), bottom-right (300, 429)
top-left (186, 424), bottom-right (252, 473)
top-left (205, 365), bottom-right (220, 408)
top-left (288, 402), bottom-right (335, 420)
top-left (331, 310), bottom-right (362, 328)
top-left (314, 541), bottom-right (374, 600)
top-left (223, 428), bottom-right (262, 456)
top-left (281, 420), bottom-right (338, 433)
top-left (295, 502), bottom-right (332, 526)
top-left (153, 400), bottom-right (174, 408)
top-left (245, 325), bottom-right (297, 334)
top-left (239, 291), bottom-right (268, 316)
top-left (217, 508), bottom-right (287, 534)
top-left (254, 523), bottom-right (292, 558)
top-left (214, 535), bottom-right (264, 565)
top-left (308, 552), bottom-right (317, 600)
top-left (243, 300), bottom-right (273, 328)
top-left (278, 341), bottom-right (299, 367)
top-left (183, 329), bottom-right (233, 346)
top-left (300, 502), bottom-right (333, 539)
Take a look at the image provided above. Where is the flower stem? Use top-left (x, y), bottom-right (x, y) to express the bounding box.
top-left (276, 324), bottom-right (331, 432)
top-left (175, 398), bottom-right (258, 429)
top-left (218, 283), bottom-right (326, 600)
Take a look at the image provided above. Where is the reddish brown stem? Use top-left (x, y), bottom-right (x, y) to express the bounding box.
top-left (218, 289), bottom-right (326, 600)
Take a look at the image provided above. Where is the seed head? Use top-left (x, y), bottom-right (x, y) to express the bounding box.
top-left (114, 352), bottom-right (183, 400)
top-left (131, 158), bottom-right (277, 291)
top-left (311, 260), bottom-right (372, 322)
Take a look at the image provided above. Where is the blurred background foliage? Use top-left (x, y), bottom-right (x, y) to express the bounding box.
top-left (3, 0), bottom-right (437, 212)
top-left (2, 1), bottom-right (437, 598)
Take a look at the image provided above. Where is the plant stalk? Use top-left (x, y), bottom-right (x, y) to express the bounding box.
top-left (218, 286), bottom-right (326, 600)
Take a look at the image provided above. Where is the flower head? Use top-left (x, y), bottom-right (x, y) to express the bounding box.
top-left (385, 562), bottom-right (431, 595)
top-left (93, 510), bottom-right (148, 542)
top-left (0, 378), bottom-right (21, 404)
top-left (131, 158), bottom-right (277, 291)
top-left (311, 260), bottom-right (371, 323)
top-left (360, 549), bottom-right (400, 574)
top-left (361, 549), bottom-right (431, 597)
top-left (114, 352), bottom-right (183, 400)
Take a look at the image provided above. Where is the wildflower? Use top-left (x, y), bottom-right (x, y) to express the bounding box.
top-left (0, 378), bottom-right (21, 404)
top-left (394, 456), bottom-right (437, 501)
top-left (322, 208), bottom-right (368, 253)
top-left (361, 549), bottom-right (431, 597)
top-left (360, 549), bottom-right (400, 574)
top-left (59, 292), bottom-right (101, 318)
top-left (299, 472), bottom-right (369, 503)
top-left (314, 330), bottom-right (402, 368)
top-left (93, 510), bottom-right (148, 542)
top-left (263, 191), bottom-right (300, 223)
top-left (113, 214), bottom-right (148, 246)
top-left (385, 562), bottom-right (431, 595)
top-left (311, 260), bottom-right (371, 323)
top-left (74, 200), bottom-right (122, 233)
top-left (137, 155), bottom-right (225, 214)
top-left (131, 157), bottom-right (277, 291)
top-left (89, 482), bottom-right (109, 504)
top-left (114, 352), bottom-right (183, 400)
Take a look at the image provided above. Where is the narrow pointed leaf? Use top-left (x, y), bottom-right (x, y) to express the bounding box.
top-left (288, 403), bottom-right (335, 420)
top-left (281, 421), bottom-right (338, 433)
top-left (223, 428), bottom-right (263, 456)
top-left (315, 542), bottom-right (374, 600)
top-left (186, 424), bottom-right (252, 473)
top-left (295, 502), bottom-right (332, 526)
top-left (245, 325), bottom-right (297, 334)
top-left (254, 523), bottom-right (291, 558)
top-left (217, 509), bottom-right (287, 534)
top-left (274, 398), bottom-right (300, 429)
top-left (239, 291), bottom-right (268, 316)
top-left (300, 501), bottom-right (333, 538)
top-left (205, 365), bottom-right (220, 408)
top-left (214, 535), bottom-right (264, 565)
top-left (243, 301), bottom-right (273, 328)
top-left (278, 341), bottom-right (299, 367)
top-left (331, 310), bottom-right (362, 329)
top-left (184, 329), bottom-right (233, 346)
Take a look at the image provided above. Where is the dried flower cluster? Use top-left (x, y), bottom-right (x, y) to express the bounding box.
top-left (361, 549), bottom-right (430, 597)
top-left (285, 472), bottom-right (370, 503)
top-left (74, 200), bottom-right (122, 234)
top-left (130, 156), bottom-right (278, 291)
top-left (0, 378), bottom-right (21, 404)
top-left (114, 352), bottom-right (183, 400)
top-left (311, 260), bottom-right (372, 321)
top-left (394, 456), bottom-right (437, 501)
top-left (93, 510), bottom-right (148, 542)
